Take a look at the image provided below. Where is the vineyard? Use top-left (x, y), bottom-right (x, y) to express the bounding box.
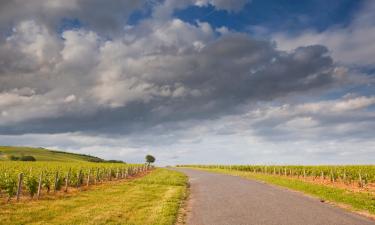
top-left (0, 161), bottom-right (151, 202)
top-left (177, 165), bottom-right (375, 187)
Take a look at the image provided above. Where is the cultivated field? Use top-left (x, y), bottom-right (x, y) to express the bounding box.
top-left (0, 147), bottom-right (188, 225)
top-left (0, 168), bottom-right (187, 225)
top-left (0, 161), bottom-right (148, 202)
top-left (2, 146), bottom-right (374, 224)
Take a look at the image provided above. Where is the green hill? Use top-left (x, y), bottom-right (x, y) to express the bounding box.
top-left (0, 146), bottom-right (104, 162)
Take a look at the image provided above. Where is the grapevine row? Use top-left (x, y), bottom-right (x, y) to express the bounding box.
top-left (177, 165), bottom-right (375, 187)
top-left (0, 162), bottom-right (153, 202)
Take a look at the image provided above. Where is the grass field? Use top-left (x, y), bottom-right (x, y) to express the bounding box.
top-left (185, 167), bottom-right (375, 217)
top-left (0, 146), bottom-right (102, 162)
top-left (0, 168), bottom-right (187, 225)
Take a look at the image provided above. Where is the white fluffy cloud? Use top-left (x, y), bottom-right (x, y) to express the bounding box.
top-left (273, 1), bottom-right (375, 67)
top-left (241, 95), bottom-right (375, 142)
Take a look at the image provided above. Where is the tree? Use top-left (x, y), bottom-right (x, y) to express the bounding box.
top-left (145, 155), bottom-right (155, 165)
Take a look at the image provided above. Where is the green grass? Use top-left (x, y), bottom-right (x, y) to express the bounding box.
top-left (0, 146), bottom-right (102, 162)
top-left (0, 168), bottom-right (187, 225)
top-left (191, 168), bottom-right (375, 216)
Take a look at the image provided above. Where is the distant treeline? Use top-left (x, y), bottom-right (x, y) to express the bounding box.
top-left (87, 158), bottom-right (125, 163)
top-left (7, 155), bottom-right (36, 161)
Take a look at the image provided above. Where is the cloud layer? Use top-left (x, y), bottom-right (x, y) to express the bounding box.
top-left (0, 16), bottom-right (336, 135)
top-left (0, 0), bottom-right (374, 164)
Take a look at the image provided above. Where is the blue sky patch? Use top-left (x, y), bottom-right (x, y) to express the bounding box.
top-left (174, 0), bottom-right (363, 34)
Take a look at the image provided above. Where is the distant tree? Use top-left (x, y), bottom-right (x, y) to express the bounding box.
top-left (19, 155), bottom-right (36, 161)
top-left (145, 155), bottom-right (155, 165)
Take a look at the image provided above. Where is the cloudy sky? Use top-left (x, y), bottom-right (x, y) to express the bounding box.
top-left (0, 0), bottom-right (374, 165)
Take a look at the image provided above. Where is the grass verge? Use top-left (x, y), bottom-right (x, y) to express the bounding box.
top-left (190, 168), bottom-right (375, 217)
top-left (0, 168), bottom-right (187, 225)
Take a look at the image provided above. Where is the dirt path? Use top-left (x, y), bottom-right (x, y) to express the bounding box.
top-left (176, 168), bottom-right (375, 225)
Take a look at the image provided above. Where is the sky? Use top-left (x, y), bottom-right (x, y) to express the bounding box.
top-left (0, 0), bottom-right (374, 165)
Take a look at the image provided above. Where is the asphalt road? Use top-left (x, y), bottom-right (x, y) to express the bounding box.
top-left (175, 168), bottom-right (375, 225)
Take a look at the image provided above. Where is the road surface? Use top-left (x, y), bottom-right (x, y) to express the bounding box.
top-left (175, 168), bottom-right (375, 225)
